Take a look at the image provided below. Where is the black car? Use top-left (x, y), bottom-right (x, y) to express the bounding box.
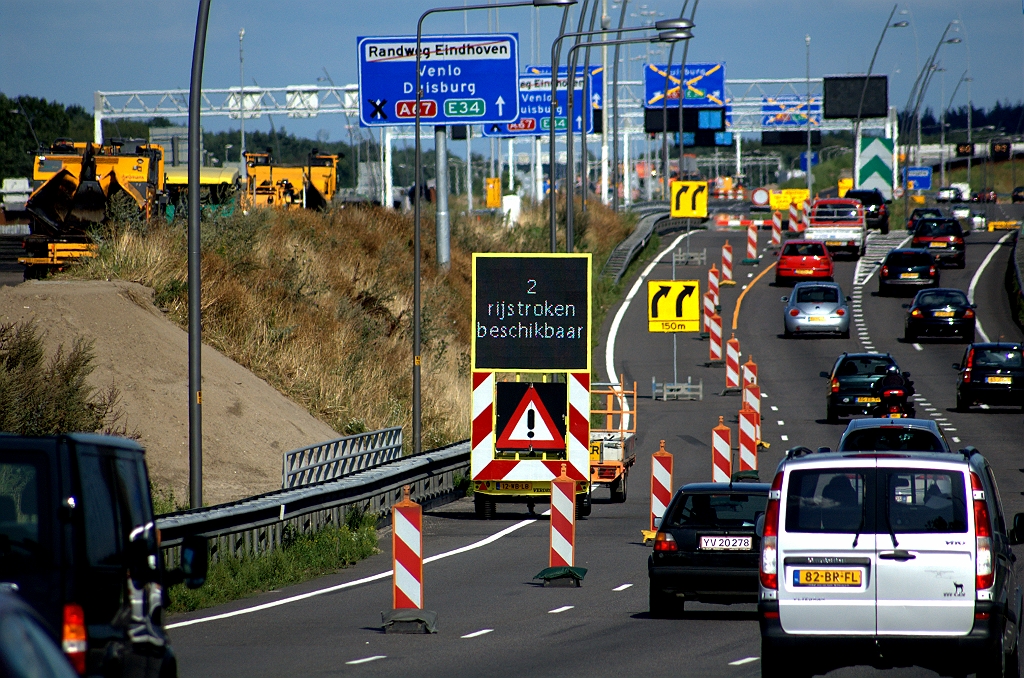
top-left (0, 434), bottom-right (207, 677)
top-left (911, 218), bottom-right (967, 268)
top-left (844, 189), bottom-right (890, 233)
top-left (821, 352), bottom-right (909, 422)
top-left (953, 342), bottom-right (1024, 411)
top-left (1012, 186), bottom-right (1024, 204)
top-left (903, 288), bottom-right (975, 342)
top-left (0, 590), bottom-right (78, 678)
top-left (878, 249), bottom-right (939, 296)
top-left (906, 207), bottom-right (943, 233)
top-left (648, 482), bottom-right (769, 617)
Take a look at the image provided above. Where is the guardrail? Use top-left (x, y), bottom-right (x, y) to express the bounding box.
top-left (282, 427), bottom-right (402, 488)
top-left (601, 203), bottom-right (706, 284)
top-left (157, 441), bottom-right (469, 566)
top-left (1009, 226), bottom-right (1024, 329)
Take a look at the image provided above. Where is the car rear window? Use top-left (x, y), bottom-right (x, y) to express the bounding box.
top-left (666, 493), bottom-right (767, 529)
top-left (915, 290), bottom-right (968, 307)
top-left (836, 356), bottom-right (895, 376)
top-left (838, 428), bottom-right (946, 452)
top-left (884, 470), bottom-right (967, 533)
top-left (847, 192), bottom-right (882, 205)
top-left (973, 348), bottom-right (1023, 368)
top-left (0, 458), bottom-right (47, 574)
top-left (913, 209), bottom-right (942, 219)
top-left (782, 243), bottom-right (826, 257)
top-left (786, 469), bottom-right (870, 533)
top-left (916, 220), bottom-right (961, 237)
top-left (796, 287), bottom-right (839, 304)
top-left (885, 251), bottom-right (933, 267)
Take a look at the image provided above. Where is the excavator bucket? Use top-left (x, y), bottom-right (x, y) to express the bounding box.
top-left (69, 144), bottom-right (106, 223)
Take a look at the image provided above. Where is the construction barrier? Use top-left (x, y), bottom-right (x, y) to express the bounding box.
top-left (549, 464), bottom-right (576, 567)
top-left (703, 291), bottom-right (715, 334)
top-left (738, 405), bottom-right (759, 472)
top-left (788, 203), bottom-right (800, 232)
top-left (708, 264), bottom-right (720, 307)
top-left (392, 486), bottom-right (424, 609)
top-left (713, 215), bottom-right (775, 230)
top-left (712, 416), bottom-right (732, 482)
top-left (708, 313), bottom-right (723, 362)
top-left (743, 224), bottom-right (758, 264)
top-left (650, 441), bottom-right (673, 531)
top-left (742, 355), bottom-right (758, 385)
top-left (725, 334), bottom-right (741, 390)
top-left (771, 211), bottom-right (782, 247)
top-left (743, 382), bottom-right (762, 440)
top-left (721, 241), bottom-right (734, 283)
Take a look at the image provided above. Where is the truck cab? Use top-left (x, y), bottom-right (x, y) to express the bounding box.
top-left (805, 198), bottom-right (867, 258)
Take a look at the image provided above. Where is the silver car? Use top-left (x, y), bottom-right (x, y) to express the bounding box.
top-left (781, 282), bottom-right (850, 338)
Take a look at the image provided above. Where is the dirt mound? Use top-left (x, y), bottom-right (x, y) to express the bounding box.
top-left (0, 280), bottom-right (339, 506)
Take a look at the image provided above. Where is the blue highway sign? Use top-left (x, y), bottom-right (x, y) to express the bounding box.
top-left (525, 65), bottom-right (603, 109)
top-left (761, 95), bottom-right (821, 127)
top-left (357, 33), bottom-right (520, 127)
top-left (483, 73), bottom-right (593, 137)
top-left (645, 62), bottom-right (726, 108)
top-left (904, 166), bottom-right (933, 191)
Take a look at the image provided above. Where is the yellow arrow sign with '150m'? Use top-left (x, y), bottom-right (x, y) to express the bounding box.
top-left (647, 280), bottom-right (700, 332)
top-left (670, 180), bottom-right (708, 218)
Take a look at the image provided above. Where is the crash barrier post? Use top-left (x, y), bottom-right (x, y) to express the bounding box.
top-left (721, 242), bottom-right (735, 284)
top-left (738, 405), bottom-right (759, 472)
top-left (550, 464), bottom-right (576, 567)
top-left (771, 211), bottom-right (782, 247)
top-left (725, 334), bottom-right (741, 390)
top-left (742, 224), bottom-right (758, 264)
top-left (789, 203), bottom-right (800, 232)
top-left (742, 355), bottom-right (758, 385)
top-left (712, 416), bottom-right (732, 482)
top-left (708, 263), bottom-right (720, 307)
top-left (392, 485), bottom-right (423, 610)
top-left (702, 291), bottom-right (715, 336)
top-left (743, 382), bottom-right (762, 441)
top-left (651, 441), bottom-right (673, 531)
top-left (708, 313), bottom-right (723, 362)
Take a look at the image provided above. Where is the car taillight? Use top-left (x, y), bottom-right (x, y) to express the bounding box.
top-left (911, 308), bottom-right (923, 318)
top-left (654, 531), bottom-right (677, 552)
top-left (964, 309), bottom-right (975, 319)
top-left (789, 308), bottom-right (799, 317)
top-left (760, 472), bottom-right (783, 590)
top-left (883, 389), bottom-right (905, 398)
top-left (971, 472), bottom-right (994, 591)
top-left (831, 378), bottom-right (840, 393)
top-left (836, 308), bottom-right (845, 316)
top-left (881, 265), bottom-right (889, 277)
top-left (62, 603), bottom-right (87, 674)
top-left (964, 348), bottom-right (974, 383)
top-left (929, 266), bottom-right (936, 277)
top-left (952, 237), bottom-right (964, 244)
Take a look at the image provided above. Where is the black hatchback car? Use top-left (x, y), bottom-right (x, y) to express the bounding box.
top-left (844, 189), bottom-right (889, 233)
top-left (649, 483), bottom-right (769, 617)
top-left (878, 249), bottom-right (939, 296)
top-left (906, 207), bottom-right (943, 233)
top-left (903, 288), bottom-right (976, 342)
top-left (821, 352), bottom-right (910, 422)
top-left (910, 218), bottom-right (967, 268)
top-left (953, 342), bottom-right (1024, 411)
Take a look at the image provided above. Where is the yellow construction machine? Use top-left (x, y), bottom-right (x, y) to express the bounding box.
top-left (242, 149), bottom-right (338, 211)
top-left (21, 139), bottom-right (165, 273)
top-left (164, 166), bottom-right (240, 218)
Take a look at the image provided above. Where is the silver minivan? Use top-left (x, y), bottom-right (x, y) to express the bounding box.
top-left (758, 444), bottom-right (1023, 677)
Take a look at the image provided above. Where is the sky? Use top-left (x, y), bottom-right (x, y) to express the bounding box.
top-left (1, 0), bottom-right (1021, 145)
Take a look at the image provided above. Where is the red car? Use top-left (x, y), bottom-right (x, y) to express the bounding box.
top-left (774, 240), bottom-right (834, 286)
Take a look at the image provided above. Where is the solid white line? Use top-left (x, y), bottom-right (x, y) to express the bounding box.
top-left (968, 231), bottom-right (1014, 343)
top-left (461, 629), bottom-right (494, 639)
top-left (166, 517), bottom-right (541, 629)
top-left (548, 605), bottom-right (574, 614)
top-left (346, 656), bottom-right (386, 665)
top-left (913, 343), bottom-right (923, 351)
top-left (613, 583), bottom-right (634, 592)
top-left (729, 657), bottom-right (760, 666)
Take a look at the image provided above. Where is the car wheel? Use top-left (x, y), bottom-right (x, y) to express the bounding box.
top-left (956, 392), bottom-right (969, 412)
top-left (964, 329), bottom-right (976, 344)
top-left (826, 402), bottom-right (839, 424)
top-left (784, 326), bottom-right (793, 338)
top-left (841, 328), bottom-right (850, 339)
top-left (577, 488), bottom-right (592, 519)
top-left (881, 220), bottom-right (890, 235)
top-left (475, 495), bottom-right (496, 520)
top-left (904, 328), bottom-right (916, 342)
top-left (957, 258), bottom-right (967, 269)
top-left (611, 474), bottom-right (627, 503)
top-left (976, 623), bottom-right (1007, 678)
top-left (761, 640), bottom-right (801, 678)
top-left (878, 283), bottom-right (888, 297)
top-left (649, 585), bottom-right (673, 619)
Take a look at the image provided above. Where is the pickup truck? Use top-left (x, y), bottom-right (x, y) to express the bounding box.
top-left (804, 198), bottom-right (867, 258)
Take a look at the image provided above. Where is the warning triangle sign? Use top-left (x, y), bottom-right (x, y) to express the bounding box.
top-left (495, 385), bottom-right (565, 451)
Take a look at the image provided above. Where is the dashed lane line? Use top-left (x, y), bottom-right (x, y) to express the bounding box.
top-left (913, 343), bottom-right (923, 351)
top-left (461, 629), bottom-right (494, 639)
top-left (613, 584), bottom-right (633, 592)
top-left (729, 657), bottom-right (760, 666)
top-left (346, 656), bottom-right (386, 665)
top-left (548, 606), bottom-right (574, 614)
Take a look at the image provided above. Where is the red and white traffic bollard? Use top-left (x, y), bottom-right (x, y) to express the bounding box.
top-left (742, 354), bottom-right (758, 385)
top-left (788, 203), bottom-right (800, 232)
top-left (650, 441), bottom-right (673, 531)
top-left (703, 291), bottom-right (715, 335)
top-left (549, 464), bottom-right (576, 567)
top-left (392, 486), bottom-right (424, 610)
top-left (738, 405), bottom-right (759, 472)
top-left (725, 333), bottom-right (741, 390)
top-left (708, 264), bottom-right (720, 307)
top-left (721, 242), bottom-right (734, 283)
top-left (712, 416), bottom-right (732, 482)
top-left (743, 382), bottom-right (762, 441)
top-left (743, 224), bottom-right (758, 264)
top-left (771, 211), bottom-right (782, 247)
top-left (708, 313), bottom-right (723, 362)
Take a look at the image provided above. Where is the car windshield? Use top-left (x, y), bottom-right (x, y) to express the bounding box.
top-left (796, 287), bottom-right (839, 304)
top-left (813, 205), bottom-right (859, 221)
top-left (885, 470), bottom-right (967, 533)
top-left (836, 356), bottom-right (895, 377)
top-left (782, 243), bottom-right (826, 257)
top-left (973, 348), bottom-right (1023, 368)
top-left (786, 469), bottom-right (871, 533)
top-left (916, 220), bottom-right (961, 237)
top-left (0, 458), bottom-right (46, 575)
top-left (666, 492), bottom-right (767, 529)
top-left (838, 428), bottom-right (946, 452)
top-left (886, 251), bottom-right (933, 267)
top-left (915, 290), bottom-right (968, 307)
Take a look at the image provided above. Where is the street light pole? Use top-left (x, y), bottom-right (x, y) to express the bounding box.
top-left (941, 69), bottom-right (969, 189)
top-left (239, 28), bottom-right (246, 177)
top-left (806, 34), bottom-right (812, 198)
top-left (853, 5), bottom-right (905, 189)
top-left (610, 0), bottom-right (630, 213)
top-left (660, 2), bottom-right (691, 202)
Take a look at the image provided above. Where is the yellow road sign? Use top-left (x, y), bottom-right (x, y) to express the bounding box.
top-left (485, 177), bottom-right (502, 208)
top-left (837, 178), bottom-right (853, 198)
top-left (670, 181), bottom-right (708, 218)
top-left (647, 280), bottom-right (701, 332)
top-left (768, 188), bottom-right (810, 211)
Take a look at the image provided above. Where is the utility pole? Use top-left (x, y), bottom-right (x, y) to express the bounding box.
top-left (239, 29), bottom-right (246, 177)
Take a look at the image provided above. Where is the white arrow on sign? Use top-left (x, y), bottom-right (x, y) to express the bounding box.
top-left (496, 96), bottom-right (505, 117)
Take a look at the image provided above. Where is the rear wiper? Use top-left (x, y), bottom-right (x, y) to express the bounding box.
top-left (884, 475), bottom-right (899, 548)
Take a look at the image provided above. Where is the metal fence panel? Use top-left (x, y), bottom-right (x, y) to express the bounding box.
top-left (282, 427), bottom-right (403, 488)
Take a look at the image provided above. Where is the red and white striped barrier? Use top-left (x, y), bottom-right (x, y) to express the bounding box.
top-left (721, 242), bottom-right (733, 282)
top-left (788, 203), bottom-right (801, 232)
top-left (771, 212), bottom-right (782, 248)
top-left (392, 486), bottom-right (424, 609)
top-left (713, 215), bottom-right (774, 230)
top-left (549, 464), bottom-right (576, 567)
top-left (725, 333), bottom-right (741, 390)
top-left (743, 382), bottom-right (762, 441)
top-left (708, 264), bottom-right (720, 307)
top-left (708, 313), bottom-right (723, 362)
top-left (650, 441), bottom-right (673, 531)
top-left (714, 189), bottom-right (745, 200)
top-left (703, 291), bottom-right (715, 334)
top-left (802, 200), bottom-right (811, 230)
top-left (712, 416), bottom-right (732, 482)
top-left (738, 405), bottom-right (759, 472)
top-left (745, 224), bottom-right (758, 262)
top-left (742, 355), bottom-right (758, 385)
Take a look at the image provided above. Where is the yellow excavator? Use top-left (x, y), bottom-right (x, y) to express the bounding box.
top-left (21, 139), bottom-right (165, 273)
top-left (241, 149), bottom-right (338, 211)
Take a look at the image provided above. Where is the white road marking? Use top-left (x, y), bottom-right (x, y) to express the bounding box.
top-left (777, 420), bottom-right (785, 426)
top-left (913, 343), bottom-right (923, 351)
top-left (548, 606), bottom-right (574, 614)
top-left (165, 516), bottom-right (542, 629)
top-left (613, 583), bottom-right (633, 592)
top-left (747, 272), bottom-right (754, 278)
top-left (346, 656), bottom-right (386, 665)
top-left (781, 435), bottom-right (789, 441)
top-left (770, 406), bottom-right (779, 411)
top-left (968, 231), bottom-right (1015, 343)
top-left (952, 437), bottom-right (961, 443)
top-left (925, 407), bottom-right (937, 411)
top-left (729, 657), bottom-right (760, 666)
top-left (461, 629), bottom-right (494, 639)
top-left (980, 404), bottom-right (990, 410)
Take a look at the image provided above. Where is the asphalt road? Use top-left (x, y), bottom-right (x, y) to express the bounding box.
top-left (169, 225), bottom-right (1023, 678)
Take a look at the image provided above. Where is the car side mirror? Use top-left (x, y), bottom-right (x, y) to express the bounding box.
top-left (653, 516), bottom-right (663, 529)
top-left (819, 371), bottom-right (830, 378)
top-left (780, 296), bottom-right (789, 302)
top-left (952, 362), bottom-right (961, 370)
top-left (1010, 514), bottom-right (1024, 545)
top-left (755, 513), bottom-right (765, 538)
top-left (180, 535), bottom-right (208, 589)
